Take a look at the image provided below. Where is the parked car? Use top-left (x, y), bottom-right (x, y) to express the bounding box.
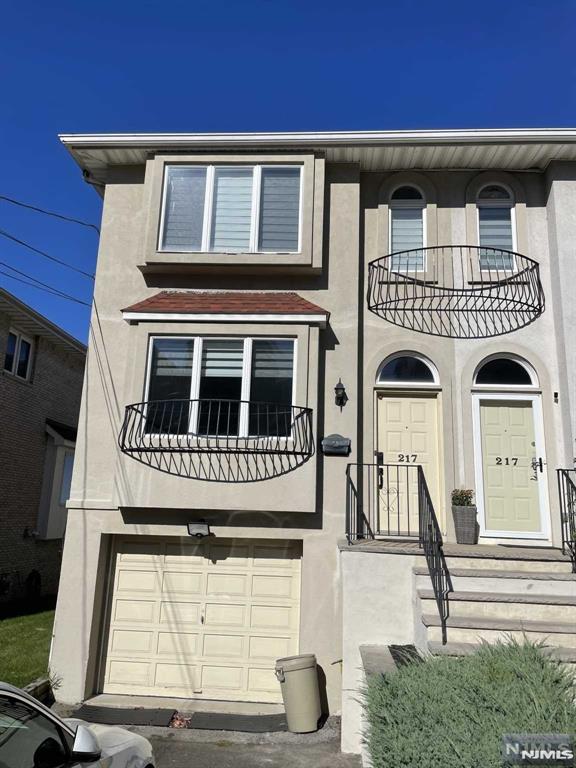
top-left (0, 682), bottom-right (154, 768)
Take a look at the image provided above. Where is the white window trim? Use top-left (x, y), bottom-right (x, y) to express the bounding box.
top-left (158, 164), bottom-right (304, 255)
top-left (3, 329), bottom-right (34, 380)
top-left (122, 311), bottom-right (327, 328)
top-left (475, 184), bottom-right (517, 273)
top-left (472, 391), bottom-right (550, 541)
top-left (143, 334), bottom-right (298, 440)
top-left (376, 352), bottom-right (440, 388)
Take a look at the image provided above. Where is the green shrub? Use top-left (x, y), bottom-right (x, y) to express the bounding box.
top-left (364, 640), bottom-right (576, 768)
top-left (451, 488), bottom-right (474, 506)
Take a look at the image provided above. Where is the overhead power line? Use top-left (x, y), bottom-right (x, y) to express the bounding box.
top-left (0, 194), bottom-right (100, 235)
top-left (0, 261), bottom-right (92, 307)
top-left (0, 228), bottom-right (95, 279)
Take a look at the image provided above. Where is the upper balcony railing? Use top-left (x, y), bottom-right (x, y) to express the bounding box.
top-left (368, 245), bottom-right (544, 338)
top-left (119, 398), bottom-right (314, 482)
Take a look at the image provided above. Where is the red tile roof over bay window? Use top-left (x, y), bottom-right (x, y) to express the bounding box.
top-left (122, 291), bottom-right (329, 318)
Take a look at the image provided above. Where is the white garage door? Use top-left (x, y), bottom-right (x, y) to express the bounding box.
top-left (102, 537), bottom-right (301, 703)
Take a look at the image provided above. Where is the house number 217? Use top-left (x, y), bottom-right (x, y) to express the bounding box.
top-left (495, 457), bottom-right (518, 466)
top-left (398, 454), bottom-right (418, 463)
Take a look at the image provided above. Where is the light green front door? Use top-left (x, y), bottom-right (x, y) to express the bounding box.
top-left (479, 400), bottom-right (542, 534)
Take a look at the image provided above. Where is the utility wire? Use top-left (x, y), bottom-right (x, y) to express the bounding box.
top-left (0, 262), bottom-right (92, 307)
top-left (0, 194), bottom-right (100, 235)
top-left (0, 228), bottom-right (95, 280)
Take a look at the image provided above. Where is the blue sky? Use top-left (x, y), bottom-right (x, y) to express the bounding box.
top-left (1, 0), bottom-right (575, 342)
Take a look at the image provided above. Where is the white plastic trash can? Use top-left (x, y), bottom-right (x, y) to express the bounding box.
top-left (274, 653), bottom-right (322, 733)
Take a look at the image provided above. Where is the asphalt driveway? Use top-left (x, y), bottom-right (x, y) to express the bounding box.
top-left (149, 733), bottom-right (361, 768)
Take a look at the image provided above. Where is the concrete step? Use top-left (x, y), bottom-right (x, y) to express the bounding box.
top-left (415, 568), bottom-right (576, 597)
top-left (423, 614), bottom-right (576, 647)
top-left (427, 640), bottom-right (576, 665)
top-left (444, 556), bottom-right (572, 574)
top-left (418, 589), bottom-right (576, 623)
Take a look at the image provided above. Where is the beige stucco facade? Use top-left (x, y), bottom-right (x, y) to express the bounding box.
top-left (51, 130), bottom-right (576, 713)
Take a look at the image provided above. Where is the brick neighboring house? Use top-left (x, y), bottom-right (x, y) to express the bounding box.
top-left (0, 288), bottom-right (86, 602)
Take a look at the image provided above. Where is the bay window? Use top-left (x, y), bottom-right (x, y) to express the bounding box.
top-left (145, 336), bottom-right (296, 437)
top-left (160, 164), bottom-right (302, 254)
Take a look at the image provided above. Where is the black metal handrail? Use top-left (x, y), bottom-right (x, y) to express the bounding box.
top-left (557, 468), bottom-right (576, 572)
top-left (346, 462), bottom-right (452, 644)
top-left (417, 465), bottom-right (452, 644)
top-left (118, 399), bottom-right (314, 482)
top-left (368, 245), bottom-right (544, 338)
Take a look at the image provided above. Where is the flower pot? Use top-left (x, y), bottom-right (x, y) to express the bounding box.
top-left (452, 505), bottom-right (478, 544)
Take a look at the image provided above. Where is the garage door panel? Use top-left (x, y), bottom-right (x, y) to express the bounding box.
top-left (117, 569), bottom-right (159, 593)
top-left (110, 629), bottom-right (154, 655)
top-left (206, 573), bottom-right (247, 596)
top-left (202, 665), bottom-right (244, 690)
top-left (250, 605), bottom-right (294, 630)
top-left (103, 537), bottom-right (301, 702)
top-left (204, 602), bottom-right (246, 627)
top-left (160, 601), bottom-right (201, 625)
top-left (249, 635), bottom-right (292, 660)
top-left (155, 663), bottom-right (199, 689)
top-left (113, 599), bottom-right (156, 624)
top-left (203, 633), bottom-right (245, 658)
top-left (108, 659), bottom-right (150, 686)
top-left (252, 574), bottom-right (294, 599)
top-left (162, 571), bottom-right (203, 595)
top-left (157, 632), bottom-right (199, 656)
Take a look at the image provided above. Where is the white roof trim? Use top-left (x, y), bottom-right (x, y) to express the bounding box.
top-left (60, 128), bottom-right (576, 148)
top-left (122, 311), bottom-right (328, 328)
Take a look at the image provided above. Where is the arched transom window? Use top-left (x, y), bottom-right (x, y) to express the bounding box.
top-left (389, 186), bottom-right (426, 272)
top-left (474, 356), bottom-right (537, 387)
top-left (476, 184), bottom-right (516, 271)
top-left (378, 353), bottom-right (438, 386)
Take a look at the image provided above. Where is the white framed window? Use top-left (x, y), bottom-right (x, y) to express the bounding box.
top-left (3, 329), bottom-right (33, 380)
top-left (476, 184), bottom-right (516, 271)
top-left (159, 165), bottom-right (303, 254)
top-left (389, 185), bottom-right (426, 271)
top-left (144, 335), bottom-right (296, 438)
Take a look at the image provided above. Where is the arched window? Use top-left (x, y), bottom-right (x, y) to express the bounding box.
top-left (476, 184), bottom-right (515, 271)
top-left (474, 356), bottom-right (536, 387)
top-left (389, 185), bottom-right (426, 272)
top-left (378, 353), bottom-right (438, 385)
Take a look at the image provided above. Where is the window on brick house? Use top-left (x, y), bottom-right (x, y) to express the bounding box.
top-left (3, 330), bottom-right (33, 380)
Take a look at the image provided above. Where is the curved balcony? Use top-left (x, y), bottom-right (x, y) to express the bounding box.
top-left (368, 245), bottom-right (544, 338)
top-left (118, 398), bottom-right (314, 482)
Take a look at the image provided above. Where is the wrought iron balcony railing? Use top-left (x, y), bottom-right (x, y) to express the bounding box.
top-left (368, 245), bottom-right (544, 338)
top-left (346, 462), bottom-right (452, 643)
top-left (558, 468), bottom-right (576, 572)
top-left (119, 399), bottom-right (314, 482)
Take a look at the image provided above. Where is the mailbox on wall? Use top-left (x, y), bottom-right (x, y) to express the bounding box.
top-left (321, 434), bottom-right (352, 457)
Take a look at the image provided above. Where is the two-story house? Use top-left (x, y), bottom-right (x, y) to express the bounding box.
top-left (50, 130), bottom-right (576, 743)
top-left (0, 288), bottom-right (85, 603)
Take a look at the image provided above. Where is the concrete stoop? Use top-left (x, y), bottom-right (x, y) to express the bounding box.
top-left (415, 550), bottom-right (576, 659)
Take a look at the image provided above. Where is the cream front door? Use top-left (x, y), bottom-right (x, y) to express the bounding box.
top-left (102, 537), bottom-right (301, 703)
top-left (377, 393), bottom-right (441, 536)
top-left (476, 397), bottom-right (548, 537)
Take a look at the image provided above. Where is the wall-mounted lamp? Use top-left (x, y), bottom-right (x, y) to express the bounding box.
top-left (334, 378), bottom-right (348, 409)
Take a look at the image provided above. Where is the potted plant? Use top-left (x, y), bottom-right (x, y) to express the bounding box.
top-left (451, 489), bottom-right (478, 545)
